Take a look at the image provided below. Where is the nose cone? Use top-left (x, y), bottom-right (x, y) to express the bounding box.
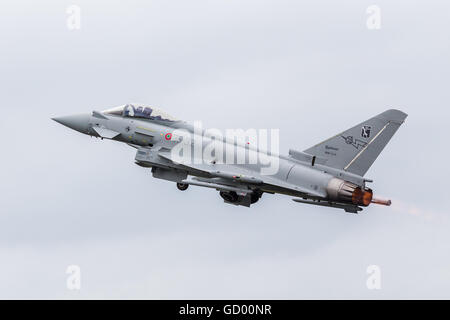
top-left (52, 113), bottom-right (91, 134)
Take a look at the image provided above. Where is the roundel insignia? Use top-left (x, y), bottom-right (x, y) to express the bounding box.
top-left (165, 133), bottom-right (172, 140)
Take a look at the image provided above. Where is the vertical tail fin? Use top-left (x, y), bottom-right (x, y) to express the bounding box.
top-left (303, 109), bottom-right (407, 176)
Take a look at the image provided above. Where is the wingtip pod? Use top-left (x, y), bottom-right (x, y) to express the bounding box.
top-left (292, 198), bottom-right (363, 213)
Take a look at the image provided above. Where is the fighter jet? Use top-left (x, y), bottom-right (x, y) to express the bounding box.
top-left (52, 104), bottom-right (407, 213)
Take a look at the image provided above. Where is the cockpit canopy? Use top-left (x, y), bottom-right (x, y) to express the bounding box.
top-left (102, 104), bottom-right (178, 122)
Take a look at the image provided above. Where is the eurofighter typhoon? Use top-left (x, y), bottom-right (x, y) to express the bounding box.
top-left (52, 104), bottom-right (407, 213)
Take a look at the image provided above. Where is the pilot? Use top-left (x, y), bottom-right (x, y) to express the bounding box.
top-left (143, 107), bottom-right (152, 118)
top-left (124, 104), bottom-right (135, 117)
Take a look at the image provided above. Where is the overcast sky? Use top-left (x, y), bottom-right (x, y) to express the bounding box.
top-left (1, 0), bottom-right (449, 299)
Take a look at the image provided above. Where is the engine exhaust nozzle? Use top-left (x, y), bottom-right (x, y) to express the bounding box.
top-left (326, 178), bottom-right (373, 206)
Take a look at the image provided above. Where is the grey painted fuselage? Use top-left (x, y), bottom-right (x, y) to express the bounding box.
top-left (53, 104), bottom-right (407, 213)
